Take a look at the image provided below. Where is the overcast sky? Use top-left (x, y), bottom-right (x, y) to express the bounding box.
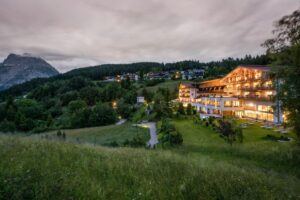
top-left (0, 0), bottom-right (299, 72)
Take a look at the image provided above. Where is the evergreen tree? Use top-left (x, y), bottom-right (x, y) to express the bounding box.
top-left (177, 103), bottom-right (185, 115)
top-left (186, 103), bottom-right (193, 115)
top-left (262, 9), bottom-right (300, 138)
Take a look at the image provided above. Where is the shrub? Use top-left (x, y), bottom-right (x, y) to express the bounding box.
top-left (0, 119), bottom-right (16, 133)
top-left (263, 134), bottom-right (290, 141)
top-left (208, 117), bottom-right (215, 125)
top-left (123, 135), bottom-right (145, 147)
top-left (158, 119), bottom-right (183, 146)
top-left (89, 103), bottom-right (117, 126)
top-left (108, 140), bottom-right (119, 147)
top-left (216, 119), bottom-right (243, 146)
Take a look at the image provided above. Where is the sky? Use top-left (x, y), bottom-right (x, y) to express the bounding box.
top-left (0, 0), bottom-right (299, 72)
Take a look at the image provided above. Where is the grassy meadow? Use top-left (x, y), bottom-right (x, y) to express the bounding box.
top-left (172, 119), bottom-right (300, 176)
top-left (0, 119), bottom-right (299, 199)
top-left (138, 80), bottom-right (188, 93)
top-left (34, 122), bottom-right (150, 147)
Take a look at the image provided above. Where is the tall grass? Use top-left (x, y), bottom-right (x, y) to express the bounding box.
top-left (0, 136), bottom-right (299, 200)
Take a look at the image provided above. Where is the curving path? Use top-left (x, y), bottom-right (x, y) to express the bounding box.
top-left (146, 122), bottom-right (158, 148)
top-left (115, 119), bottom-right (127, 125)
top-left (137, 122), bottom-right (158, 148)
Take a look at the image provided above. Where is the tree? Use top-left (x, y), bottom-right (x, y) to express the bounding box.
top-left (16, 99), bottom-right (44, 119)
top-left (177, 102), bottom-right (185, 115)
top-left (217, 119), bottom-right (243, 147)
top-left (70, 107), bottom-right (92, 128)
top-left (117, 100), bottom-right (133, 119)
top-left (14, 111), bottom-right (27, 131)
top-left (0, 105), bottom-right (5, 122)
top-left (262, 9), bottom-right (300, 138)
top-left (60, 91), bottom-right (79, 106)
top-left (141, 87), bottom-right (153, 102)
top-left (121, 76), bottom-right (131, 89)
top-left (79, 87), bottom-right (99, 106)
top-left (6, 105), bottom-right (16, 122)
top-left (47, 114), bottom-right (53, 127)
top-left (186, 103), bottom-right (193, 115)
top-left (123, 90), bottom-right (137, 104)
top-left (68, 100), bottom-right (87, 114)
top-left (89, 103), bottom-right (117, 126)
top-left (152, 96), bottom-right (172, 119)
top-left (68, 76), bottom-right (89, 90)
top-left (0, 119), bottom-right (16, 133)
top-left (57, 130), bottom-right (62, 137)
top-left (139, 71), bottom-right (144, 80)
top-left (158, 119), bottom-right (183, 146)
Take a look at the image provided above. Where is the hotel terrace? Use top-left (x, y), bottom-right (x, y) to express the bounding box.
top-left (178, 65), bottom-right (283, 124)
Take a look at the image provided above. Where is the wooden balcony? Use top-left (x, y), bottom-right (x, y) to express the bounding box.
top-left (233, 95), bottom-right (274, 102)
top-left (240, 86), bottom-right (273, 91)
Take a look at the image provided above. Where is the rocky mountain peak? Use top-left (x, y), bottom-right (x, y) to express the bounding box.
top-left (0, 53), bottom-right (59, 90)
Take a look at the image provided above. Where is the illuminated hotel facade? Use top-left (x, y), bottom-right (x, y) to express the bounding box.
top-left (179, 65), bottom-right (283, 124)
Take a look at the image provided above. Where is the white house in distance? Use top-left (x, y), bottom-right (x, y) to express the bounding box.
top-left (137, 96), bottom-right (145, 104)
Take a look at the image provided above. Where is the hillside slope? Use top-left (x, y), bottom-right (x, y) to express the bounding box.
top-left (0, 54), bottom-right (59, 90)
top-left (0, 136), bottom-right (299, 200)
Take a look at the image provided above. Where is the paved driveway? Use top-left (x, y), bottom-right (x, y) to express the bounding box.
top-left (136, 122), bottom-right (158, 148)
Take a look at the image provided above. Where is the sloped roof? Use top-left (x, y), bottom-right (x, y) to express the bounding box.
top-left (198, 79), bottom-right (224, 88)
top-left (221, 65), bottom-right (271, 81)
top-left (238, 65), bottom-right (270, 71)
top-left (183, 65), bottom-right (271, 89)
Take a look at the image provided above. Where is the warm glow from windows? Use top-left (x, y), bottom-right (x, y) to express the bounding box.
top-left (248, 103), bottom-right (254, 107)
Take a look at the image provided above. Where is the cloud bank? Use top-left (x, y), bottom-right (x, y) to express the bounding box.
top-left (0, 0), bottom-right (298, 72)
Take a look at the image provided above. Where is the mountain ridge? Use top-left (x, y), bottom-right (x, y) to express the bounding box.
top-left (0, 53), bottom-right (59, 90)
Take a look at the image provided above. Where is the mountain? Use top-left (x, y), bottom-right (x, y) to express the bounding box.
top-left (0, 53), bottom-right (59, 90)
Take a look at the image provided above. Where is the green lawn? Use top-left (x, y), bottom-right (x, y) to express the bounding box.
top-left (35, 122), bottom-right (150, 147)
top-left (139, 80), bottom-right (191, 93)
top-left (172, 119), bottom-right (300, 180)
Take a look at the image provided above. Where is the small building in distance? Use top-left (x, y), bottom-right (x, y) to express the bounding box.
top-left (146, 72), bottom-right (170, 80)
top-left (137, 96), bottom-right (145, 104)
top-left (181, 69), bottom-right (205, 80)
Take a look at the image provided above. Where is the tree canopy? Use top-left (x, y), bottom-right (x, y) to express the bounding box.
top-left (262, 9), bottom-right (300, 138)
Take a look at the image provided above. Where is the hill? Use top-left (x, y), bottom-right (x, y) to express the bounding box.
top-left (0, 133), bottom-right (299, 200)
top-left (1, 118), bottom-right (300, 199)
top-left (0, 53), bottom-right (59, 90)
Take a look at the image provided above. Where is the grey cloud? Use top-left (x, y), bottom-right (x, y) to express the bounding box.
top-left (0, 0), bottom-right (299, 72)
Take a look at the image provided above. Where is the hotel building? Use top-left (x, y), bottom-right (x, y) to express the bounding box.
top-left (178, 65), bottom-right (283, 124)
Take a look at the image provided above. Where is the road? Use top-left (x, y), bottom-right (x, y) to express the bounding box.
top-left (140, 122), bottom-right (158, 148)
top-left (116, 119), bottom-right (127, 125)
top-left (133, 122), bottom-right (158, 148)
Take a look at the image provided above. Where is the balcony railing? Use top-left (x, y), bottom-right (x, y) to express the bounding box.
top-left (240, 86), bottom-right (273, 91)
top-left (233, 95), bottom-right (274, 101)
top-left (227, 77), bottom-right (270, 84)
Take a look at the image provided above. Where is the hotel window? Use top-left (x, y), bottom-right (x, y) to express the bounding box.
top-left (233, 101), bottom-right (240, 107)
top-left (253, 82), bottom-right (259, 88)
top-left (266, 91), bottom-right (273, 96)
top-left (258, 105), bottom-right (273, 113)
top-left (224, 101), bottom-right (232, 107)
top-left (255, 72), bottom-right (262, 79)
top-left (265, 81), bottom-right (272, 88)
top-left (244, 84), bottom-right (250, 89)
top-left (244, 92), bottom-right (249, 97)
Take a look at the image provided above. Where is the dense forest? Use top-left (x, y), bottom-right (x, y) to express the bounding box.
top-left (0, 54), bottom-right (269, 100)
top-left (0, 75), bottom-right (177, 133)
top-left (0, 77), bottom-right (125, 132)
